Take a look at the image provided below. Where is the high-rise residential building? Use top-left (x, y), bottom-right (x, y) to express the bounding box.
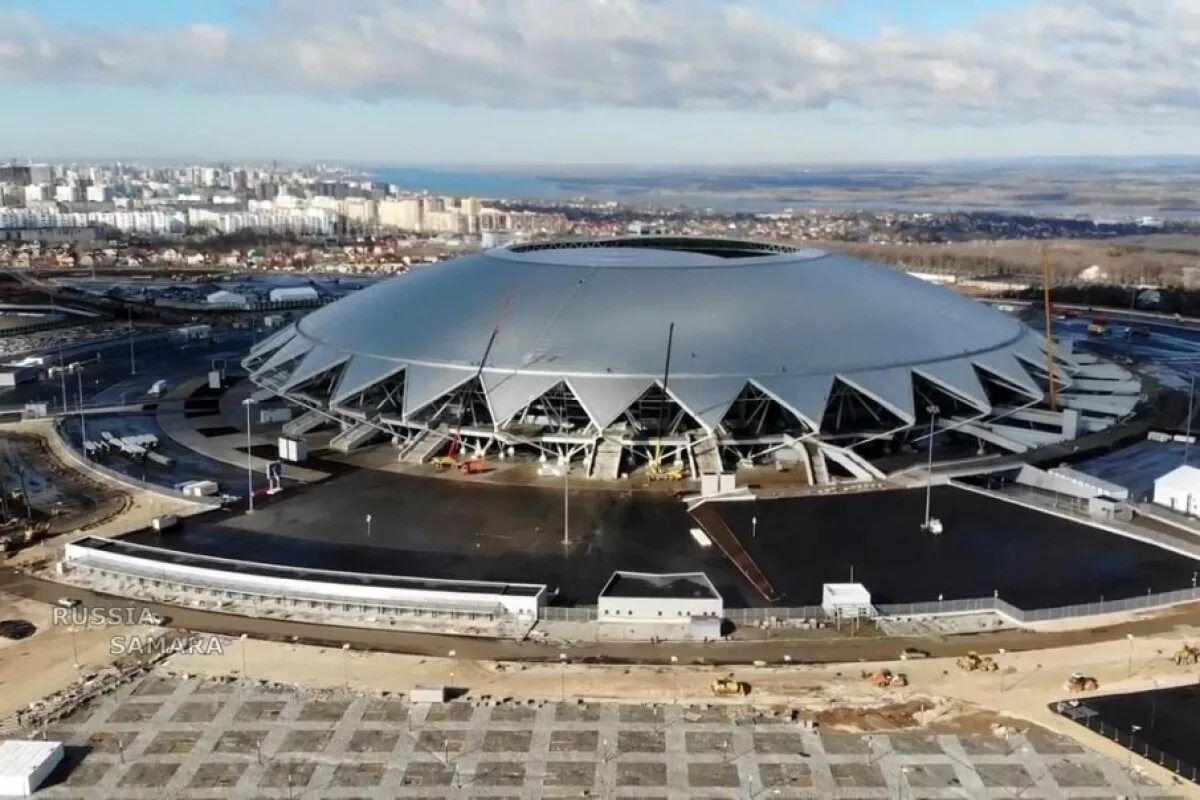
top-left (85, 185), bottom-right (112, 204)
top-left (54, 184), bottom-right (81, 203)
top-left (23, 184), bottom-right (50, 204)
top-left (378, 198), bottom-right (423, 231)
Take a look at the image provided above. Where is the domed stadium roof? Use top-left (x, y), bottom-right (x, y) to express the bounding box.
top-left (248, 237), bottom-right (1052, 432)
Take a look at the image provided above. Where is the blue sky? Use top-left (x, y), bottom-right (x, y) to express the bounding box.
top-left (0, 0), bottom-right (1194, 165)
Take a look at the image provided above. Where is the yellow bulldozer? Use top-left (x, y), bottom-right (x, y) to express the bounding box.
top-left (710, 675), bottom-right (750, 696)
top-left (1064, 672), bottom-right (1099, 693)
top-left (956, 651), bottom-right (999, 672)
top-left (1173, 645), bottom-right (1200, 666)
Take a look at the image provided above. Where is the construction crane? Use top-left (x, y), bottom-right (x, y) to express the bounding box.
top-left (1041, 244), bottom-right (1059, 411)
top-left (647, 322), bottom-right (684, 481)
top-left (433, 292), bottom-right (512, 470)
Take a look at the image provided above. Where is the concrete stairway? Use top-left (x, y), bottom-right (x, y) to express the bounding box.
top-left (692, 435), bottom-right (722, 476)
top-left (589, 437), bottom-right (623, 480)
top-left (803, 440), bottom-right (830, 485)
top-left (819, 442), bottom-right (885, 481)
top-left (329, 421), bottom-right (381, 453)
top-left (400, 428), bottom-right (447, 464)
top-left (282, 410), bottom-right (327, 437)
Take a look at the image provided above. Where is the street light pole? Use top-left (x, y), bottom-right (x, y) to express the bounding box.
top-left (1187, 373), bottom-right (1195, 466)
top-left (244, 398), bottom-right (257, 512)
top-left (562, 461), bottom-right (570, 546)
top-left (56, 343), bottom-right (66, 413)
top-left (127, 306), bottom-right (136, 376)
top-left (923, 405), bottom-right (938, 530)
top-left (75, 367), bottom-right (87, 459)
top-left (559, 652), bottom-right (567, 702)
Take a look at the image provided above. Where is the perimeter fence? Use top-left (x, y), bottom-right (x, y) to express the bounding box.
top-left (1057, 702), bottom-right (1200, 785)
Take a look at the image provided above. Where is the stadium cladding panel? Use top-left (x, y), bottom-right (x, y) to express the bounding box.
top-left (243, 236), bottom-right (1127, 476)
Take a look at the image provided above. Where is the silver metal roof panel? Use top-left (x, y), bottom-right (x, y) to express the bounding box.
top-left (279, 345), bottom-right (351, 392)
top-left (331, 355), bottom-right (405, 406)
top-left (294, 244), bottom-right (1028, 381)
top-left (567, 376), bottom-right (653, 430)
top-left (403, 364), bottom-right (474, 419)
top-left (972, 350), bottom-right (1043, 400)
top-left (752, 374), bottom-right (834, 430)
top-left (249, 324), bottom-right (296, 357)
top-left (914, 359), bottom-right (991, 413)
top-left (669, 377), bottom-right (748, 432)
top-left (841, 368), bottom-right (916, 424)
top-left (256, 333), bottom-right (316, 375)
top-left (483, 371), bottom-right (563, 424)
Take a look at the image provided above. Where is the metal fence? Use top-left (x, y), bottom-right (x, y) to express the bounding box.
top-left (725, 606), bottom-right (825, 625)
top-left (876, 596), bottom-right (1005, 618)
top-left (1057, 702), bottom-right (1200, 785)
top-left (541, 606), bottom-right (598, 623)
top-left (539, 586), bottom-right (1200, 630)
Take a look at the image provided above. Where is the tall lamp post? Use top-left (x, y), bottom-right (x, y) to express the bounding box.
top-left (243, 397), bottom-right (257, 512)
top-left (921, 405), bottom-right (941, 534)
top-left (1186, 373), bottom-right (1195, 466)
top-left (74, 365), bottom-right (87, 459)
top-left (127, 306), bottom-right (137, 376)
top-left (562, 460), bottom-right (570, 546)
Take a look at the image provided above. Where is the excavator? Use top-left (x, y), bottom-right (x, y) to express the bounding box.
top-left (868, 668), bottom-right (908, 688)
top-left (1173, 644), bottom-right (1200, 666)
top-left (646, 322), bottom-right (685, 482)
top-left (710, 674), bottom-right (750, 696)
top-left (956, 651), bottom-right (999, 672)
top-left (1064, 672), bottom-right (1099, 693)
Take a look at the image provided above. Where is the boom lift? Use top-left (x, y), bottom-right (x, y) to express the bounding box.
top-left (1042, 244), bottom-right (1058, 411)
top-left (647, 322), bottom-right (685, 481)
top-left (432, 296), bottom-right (511, 470)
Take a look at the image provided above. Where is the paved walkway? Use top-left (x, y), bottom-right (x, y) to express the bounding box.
top-left (33, 670), bottom-right (1173, 799)
top-left (155, 376), bottom-right (328, 483)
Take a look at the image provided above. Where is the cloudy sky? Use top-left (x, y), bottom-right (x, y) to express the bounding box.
top-left (1, 0), bottom-right (1196, 165)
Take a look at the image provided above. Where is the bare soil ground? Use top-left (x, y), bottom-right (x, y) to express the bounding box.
top-left (826, 234), bottom-right (1200, 286)
top-left (0, 428), bottom-right (130, 541)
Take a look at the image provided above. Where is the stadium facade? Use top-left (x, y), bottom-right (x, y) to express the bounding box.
top-left (244, 237), bottom-right (1142, 480)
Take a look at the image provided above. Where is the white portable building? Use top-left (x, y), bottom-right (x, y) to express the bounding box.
top-left (0, 740), bottom-right (63, 796)
top-left (269, 286), bottom-right (318, 303)
top-left (205, 289), bottom-right (248, 307)
top-left (1153, 465), bottom-right (1200, 516)
top-left (822, 583), bottom-right (873, 619)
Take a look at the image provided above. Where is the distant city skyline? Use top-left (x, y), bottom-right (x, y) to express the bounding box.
top-left (1, 0), bottom-right (1197, 165)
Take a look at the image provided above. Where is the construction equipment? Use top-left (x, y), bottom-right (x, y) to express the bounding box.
top-left (1064, 672), bottom-right (1099, 693)
top-left (1041, 244), bottom-right (1058, 411)
top-left (646, 322), bottom-right (684, 482)
top-left (710, 674), bottom-right (750, 696)
top-left (1173, 644), bottom-right (1200, 666)
top-left (434, 290), bottom-right (512, 470)
top-left (869, 668), bottom-right (907, 688)
top-left (956, 651), bottom-right (999, 672)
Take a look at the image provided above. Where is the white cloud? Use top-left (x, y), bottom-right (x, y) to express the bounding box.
top-left (1, 0), bottom-right (1198, 124)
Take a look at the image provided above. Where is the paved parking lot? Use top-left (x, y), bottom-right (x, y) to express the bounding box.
top-left (28, 672), bottom-right (1182, 798)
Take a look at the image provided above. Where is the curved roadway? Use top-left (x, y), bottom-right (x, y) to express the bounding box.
top-left (7, 566), bottom-right (1200, 666)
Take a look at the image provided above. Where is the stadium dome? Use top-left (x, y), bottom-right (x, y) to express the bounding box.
top-left (245, 237), bottom-right (1141, 478)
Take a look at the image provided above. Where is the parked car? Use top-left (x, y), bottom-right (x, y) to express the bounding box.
top-left (900, 647), bottom-right (930, 660)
